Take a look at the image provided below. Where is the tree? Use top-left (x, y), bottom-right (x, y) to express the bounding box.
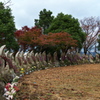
top-left (97, 34), bottom-right (100, 51)
top-left (34, 9), bottom-right (54, 34)
top-left (15, 25), bottom-right (77, 54)
top-left (39, 32), bottom-right (77, 53)
top-left (15, 26), bottom-right (42, 52)
top-left (80, 17), bottom-right (100, 54)
top-left (0, 2), bottom-right (19, 52)
top-left (46, 12), bottom-right (86, 51)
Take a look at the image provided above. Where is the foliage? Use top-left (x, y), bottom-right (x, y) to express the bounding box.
top-left (38, 32), bottom-right (77, 53)
top-left (46, 12), bottom-right (86, 50)
top-left (15, 26), bottom-right (77, 53)
top-left (35, 9), bottom-right (54, 34)
top-left (0, 56), bottom-right (18, 73)
top-left (0, 2), bottom-right (19, 52)
top-left (4, 76), bottom-right (19, 100)
top-left (15, 26), bottom-right (42, 52)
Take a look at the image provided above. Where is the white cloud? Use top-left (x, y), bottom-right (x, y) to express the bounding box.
top-left (1, 0), bottom-right (100, 29)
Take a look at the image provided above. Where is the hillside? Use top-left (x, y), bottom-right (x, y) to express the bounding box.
top-left (16, 64), bottom-right (100, 100)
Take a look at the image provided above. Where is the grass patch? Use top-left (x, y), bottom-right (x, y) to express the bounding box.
top-left (16, 64), bottom-right (100, 100)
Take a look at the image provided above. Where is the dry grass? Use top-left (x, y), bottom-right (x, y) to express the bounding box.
top-left (16, 64), bottom-right (100, 100)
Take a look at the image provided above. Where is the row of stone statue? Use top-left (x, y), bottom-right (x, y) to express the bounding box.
top-left (0, 45), bottom-right (100, 76)
top-left (0, 45), bottom-right (100, 99)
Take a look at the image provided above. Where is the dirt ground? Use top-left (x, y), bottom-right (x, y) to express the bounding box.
top-left (16, 64), bottom-right (100, 100)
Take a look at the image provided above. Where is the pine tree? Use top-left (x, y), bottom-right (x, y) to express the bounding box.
top-left (0, 2), bottom-right (19, 52)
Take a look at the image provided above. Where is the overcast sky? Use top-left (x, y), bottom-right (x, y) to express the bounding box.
top-left (1, 0), bottom-right (100, 29)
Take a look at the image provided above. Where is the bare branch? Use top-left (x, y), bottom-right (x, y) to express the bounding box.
top-left (80, 16), bottom-right (100, 54)
top-left (3, 0), bottom-right (12, 7)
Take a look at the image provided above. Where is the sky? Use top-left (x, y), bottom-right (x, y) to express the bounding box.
top-left (1, 0), bottom-right (100, 29)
